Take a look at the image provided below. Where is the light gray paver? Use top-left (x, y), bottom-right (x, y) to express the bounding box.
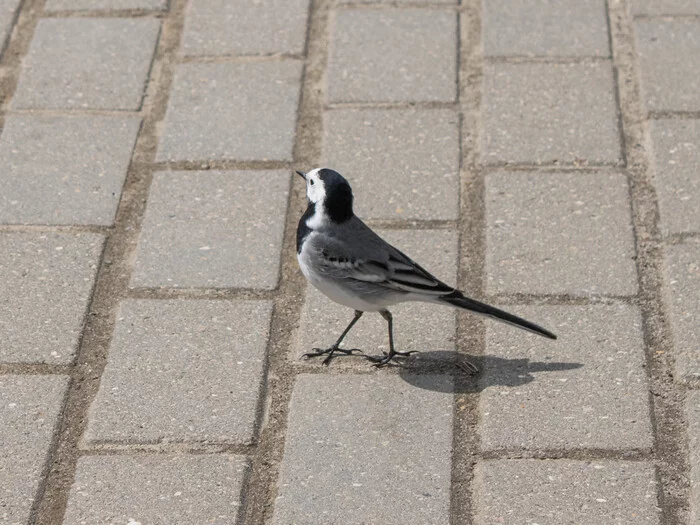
top-left (322, 108), bottom-right (460, 220)
top-left (0, 233), bottom-right (103, 364)
top-left (485, 171), bottom-right (638, 296)
top-left (0, 115), bottom-right (140, 226)
top-left (156, 61), bottom-right (303, 161)
top-left (0, 0), bottom-right (21, 58)
top-left (273, 374), bottom-right (453, 525)
top-left (182, 0), bottom-right (310, 56)
top-left (12, 18), bottom-right (160, 110)
top-left (63, 455), bottom-right (248, 525)
top-left (45, 0), bottom-right (167, 10)
top-left (688, 391), bottom-right (700, 524)
top-left (631, 0), bottom-right (700, 16)
top-left (0, 375), bottom-right (69, 525)
top-left (635, 20), bottom-right (700, 113)
top-left (475, 460), bottom-right (660, 524)
top-left (85, 299), bottom-right (272, 444)
top-left (481, 62), bottom-right (622, 164)
top-left (131, 170), bottom-right (289, 289)
top-left (483, 0), bottom-right (610, 57)
top-left (327, 8), bottom-right (457, 103)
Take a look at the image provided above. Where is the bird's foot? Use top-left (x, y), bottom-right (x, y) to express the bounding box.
top-left (303, 345), bottom-right (363, 365)
top-left (366, 349), bottom-right (418, 367)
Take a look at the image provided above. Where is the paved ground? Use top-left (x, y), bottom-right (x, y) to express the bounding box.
top-left (0, 0), bottom-right (698, 524)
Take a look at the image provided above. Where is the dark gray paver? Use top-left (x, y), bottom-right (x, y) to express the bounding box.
top-left (688, 391), bottom-right (700, 524)
top-left (45, 0), bottom-right (167, 10)
top-left (12, 18), bottom-right (160, 110)
top-left (131, 170), bottom-right (289, 289)
top-left (63, 455), bottom-right (248, 525)
top-left (273, 374), bottom-right (453, 525)
top-left (0, 375), bottom-right (69, 525)
top-left (0, 233), bottom-right (104, 364)
top-left (635, 20), bottom-right (700, 113)
top-left (156, 61), bottom-right (302, 161)
top-left (475, 460), bottom-right (660, 524)
top-left (480, 305), bottom-right (653, 451)
top-left (481, 62), bottom-right (621, 164)
top-left (631, 0), bottom-right (700, 15)
top-left (182, 0), bottom-right (310, 56)
top-left (85, 299), bottom-right (272, 444)
top-left (485, 171), bottom-right (637, 296)
top-left (327, 8), bottom-right (457, 103)
top-left (0, 115), bottom-right (140, 226)
top-left (483, 0), bottom-right (609, 57)
top-left (322, 108), bottom-right (460, 220)
top-left (0, 0), bottom-right (21, 58)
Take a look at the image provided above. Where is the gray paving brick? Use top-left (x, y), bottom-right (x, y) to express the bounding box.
top-left (12, 18), bottom-right (160, 110)
top-left (485, 171), bottom-right (638, 296)
top-left (156, 61), bottom-right (302, 161)
top-left (273, 374), bottom-right (453, 525)
top-left (0, 375), bottom-right (69, 525)
top-left (480, 304), bottom-right (652, 451)
top-left (0, 115), bottom-right (140, 226)
top-left (475, 460), bottom-right (660, 524)
top-left (322, 108), bottom-right (460, 220)
top-left (688, 391), bottom-right (700, 524)
top-left (0, 233), bottom-right (103, 364)
top-left (482, 62), bottom-right (622, 164)
top-left (483, 0), bottom-right (609, 57)
top-left (635, 20), bottom-right (700, 113)
top-left (327, 9), bottom-right (457, 103)
top-left (45, 0), bottom-right (167, 10)
top-left (631, 0), bottom-right (700, 16)
top-left (131, 170), bottom-right (289, 289)
top-left (85, 299), bottom-right (271, 444)
top-left (0, 0), bottom-right (21, 58)
top-left (182, 0), bottom-right (310, 56)
top-left (63, 455), bottom-right (248, 525)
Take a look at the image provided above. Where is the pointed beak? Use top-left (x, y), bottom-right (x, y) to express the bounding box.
top-left (295, 170), bottom-right (307, 180)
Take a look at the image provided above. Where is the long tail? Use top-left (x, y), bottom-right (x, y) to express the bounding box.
top-left (438, 291), bottom-right (557, 340)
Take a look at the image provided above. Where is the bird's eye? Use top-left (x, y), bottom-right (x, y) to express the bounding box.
top-left (309, 179), bottom-right (315, 186)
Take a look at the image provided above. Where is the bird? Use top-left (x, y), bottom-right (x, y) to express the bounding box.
top-left (295, 168), bottom-right (556, 367)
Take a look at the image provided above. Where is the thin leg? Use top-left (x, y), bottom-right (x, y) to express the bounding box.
top-left (366, 309), bottom-right (417, 367)
top-left (303, 310), bottom-right (364, 365)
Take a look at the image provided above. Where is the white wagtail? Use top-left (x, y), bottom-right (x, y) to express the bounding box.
top-left (296, 168), bottom-right (556, 367)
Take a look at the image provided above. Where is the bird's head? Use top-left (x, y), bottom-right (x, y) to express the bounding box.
top-left (296, 168), bottom-right (354, 223)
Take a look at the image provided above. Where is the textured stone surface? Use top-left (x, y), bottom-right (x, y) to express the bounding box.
top-left (0, 115), bottom-right (140, 225)
top-left (322, 108), bottom-right (460, 220)
top-left (12, 18), bottom-right (160, 110)
top-left (483, 0), bottom-right (609, 57)
top-left (0, 0), bottom-right (21, 58)
top-left (63, 455), bottom-right (248, 525)
top-left (157, 61), bottom-right (302, 161)
top-left (475, 460), bottom-right (660, 524)
top-left (273, 374), bottom-right (453, 525)
top-left (0, 233), bottom-right (103, 364)
top-left (327, 8), bottom-right (457, 103)
top-left (482, 62), bottom-right (621, 164)
top-left (85, 300), bottom-right (272, 444)
top-left (631, 0), bottom-right (700, 15)
top-left (688, 391), bottom-right (700, 525)
top-left (485, 171), bottom-right (638, 296)
top-left (45, 0), bottom-right (167, 10)
top-left (0, 375), bottom-right (69, 525)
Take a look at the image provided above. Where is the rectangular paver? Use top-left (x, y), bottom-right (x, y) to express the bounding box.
top-left (0, 375), bottom-right (69, 525)
top-left (131, 170), bottom-right (289, 289)
top-left (0, 0), bottom-right (21, 58)
top-left (481, 62), bottom-right (622, 164)
top-left (85, 299), bottom-right (272, 444)
top-left (45, 0), bottom-right (167, 10)
top-left (12, 18), bottom-right (160, 110)
top-left (156, 61), bottom-right (302, 161)
top-left (688, 391), bottom-right (700, 525)
top-left (631, 0), bottom-right (700, 16)
top-left (485, 171), bottom-right (638, 296)
top-left (322, 108), bottom-right (460, 220)
top-left (273, 374), bottom-right (453, 525)
top-left (0, 233), bottom-right (104, 364)
top-left (63, 455), bottom-right (248, 525)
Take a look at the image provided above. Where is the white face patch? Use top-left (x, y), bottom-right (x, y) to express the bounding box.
top-left (304, 168), bottom-right (326, 204)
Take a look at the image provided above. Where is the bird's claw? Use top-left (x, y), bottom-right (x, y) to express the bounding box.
top-left (366, 350), bottom-right (418, 367)
top-left (302, 346), bottom-right (363, 365)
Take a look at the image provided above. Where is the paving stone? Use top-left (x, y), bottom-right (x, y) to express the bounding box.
top-left (156, 61), bottom-right (302, 161)
top-left (0, 233), bottom-right (103, 364)
top-left (475, 460), bottom-right (660, 524)
top-left (45, 0), bottom-right (167, 10)
top-left (631, 0), bottom-right (700, 16)
top-left (327, 8), bottom-right (457, 103)
top-left (0, 0), bottom-right (21, 58)
top-left (688, 391), bottom-right (700, 524)
top-left (0, 115), bottom-right (140, 226)
top-left (483, 0), bottom-right (610, 57)
top-left (0, 375), bottom-right (69, 525)
top-left (635, 20), bottom-right (700, 113)
top-left (12, 18), bottom-right (160, 110)
top-left (485, 171), bottom-right (638, 296)
top-left (480, 304), bottom-right (652, 451)
top-left (182, 0), bottom-right (310, 56)
top-left (63, 455), bottom-right (248, 525)
top-left (85, 299), bottom-right (272, 444)
top-left (273, 374), bottom-right (453, 525)
top-left (322, 108), bottom-right (460, 220)
top-left (131, 170), bottom-right (289, 289)
top-left (339, 0), bottom-right (455, 3)
top-left (482, 62), bottom-right (622, 164)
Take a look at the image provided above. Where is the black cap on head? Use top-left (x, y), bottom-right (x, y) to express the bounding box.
top-left (318, 168), bottom-right (353, 223)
